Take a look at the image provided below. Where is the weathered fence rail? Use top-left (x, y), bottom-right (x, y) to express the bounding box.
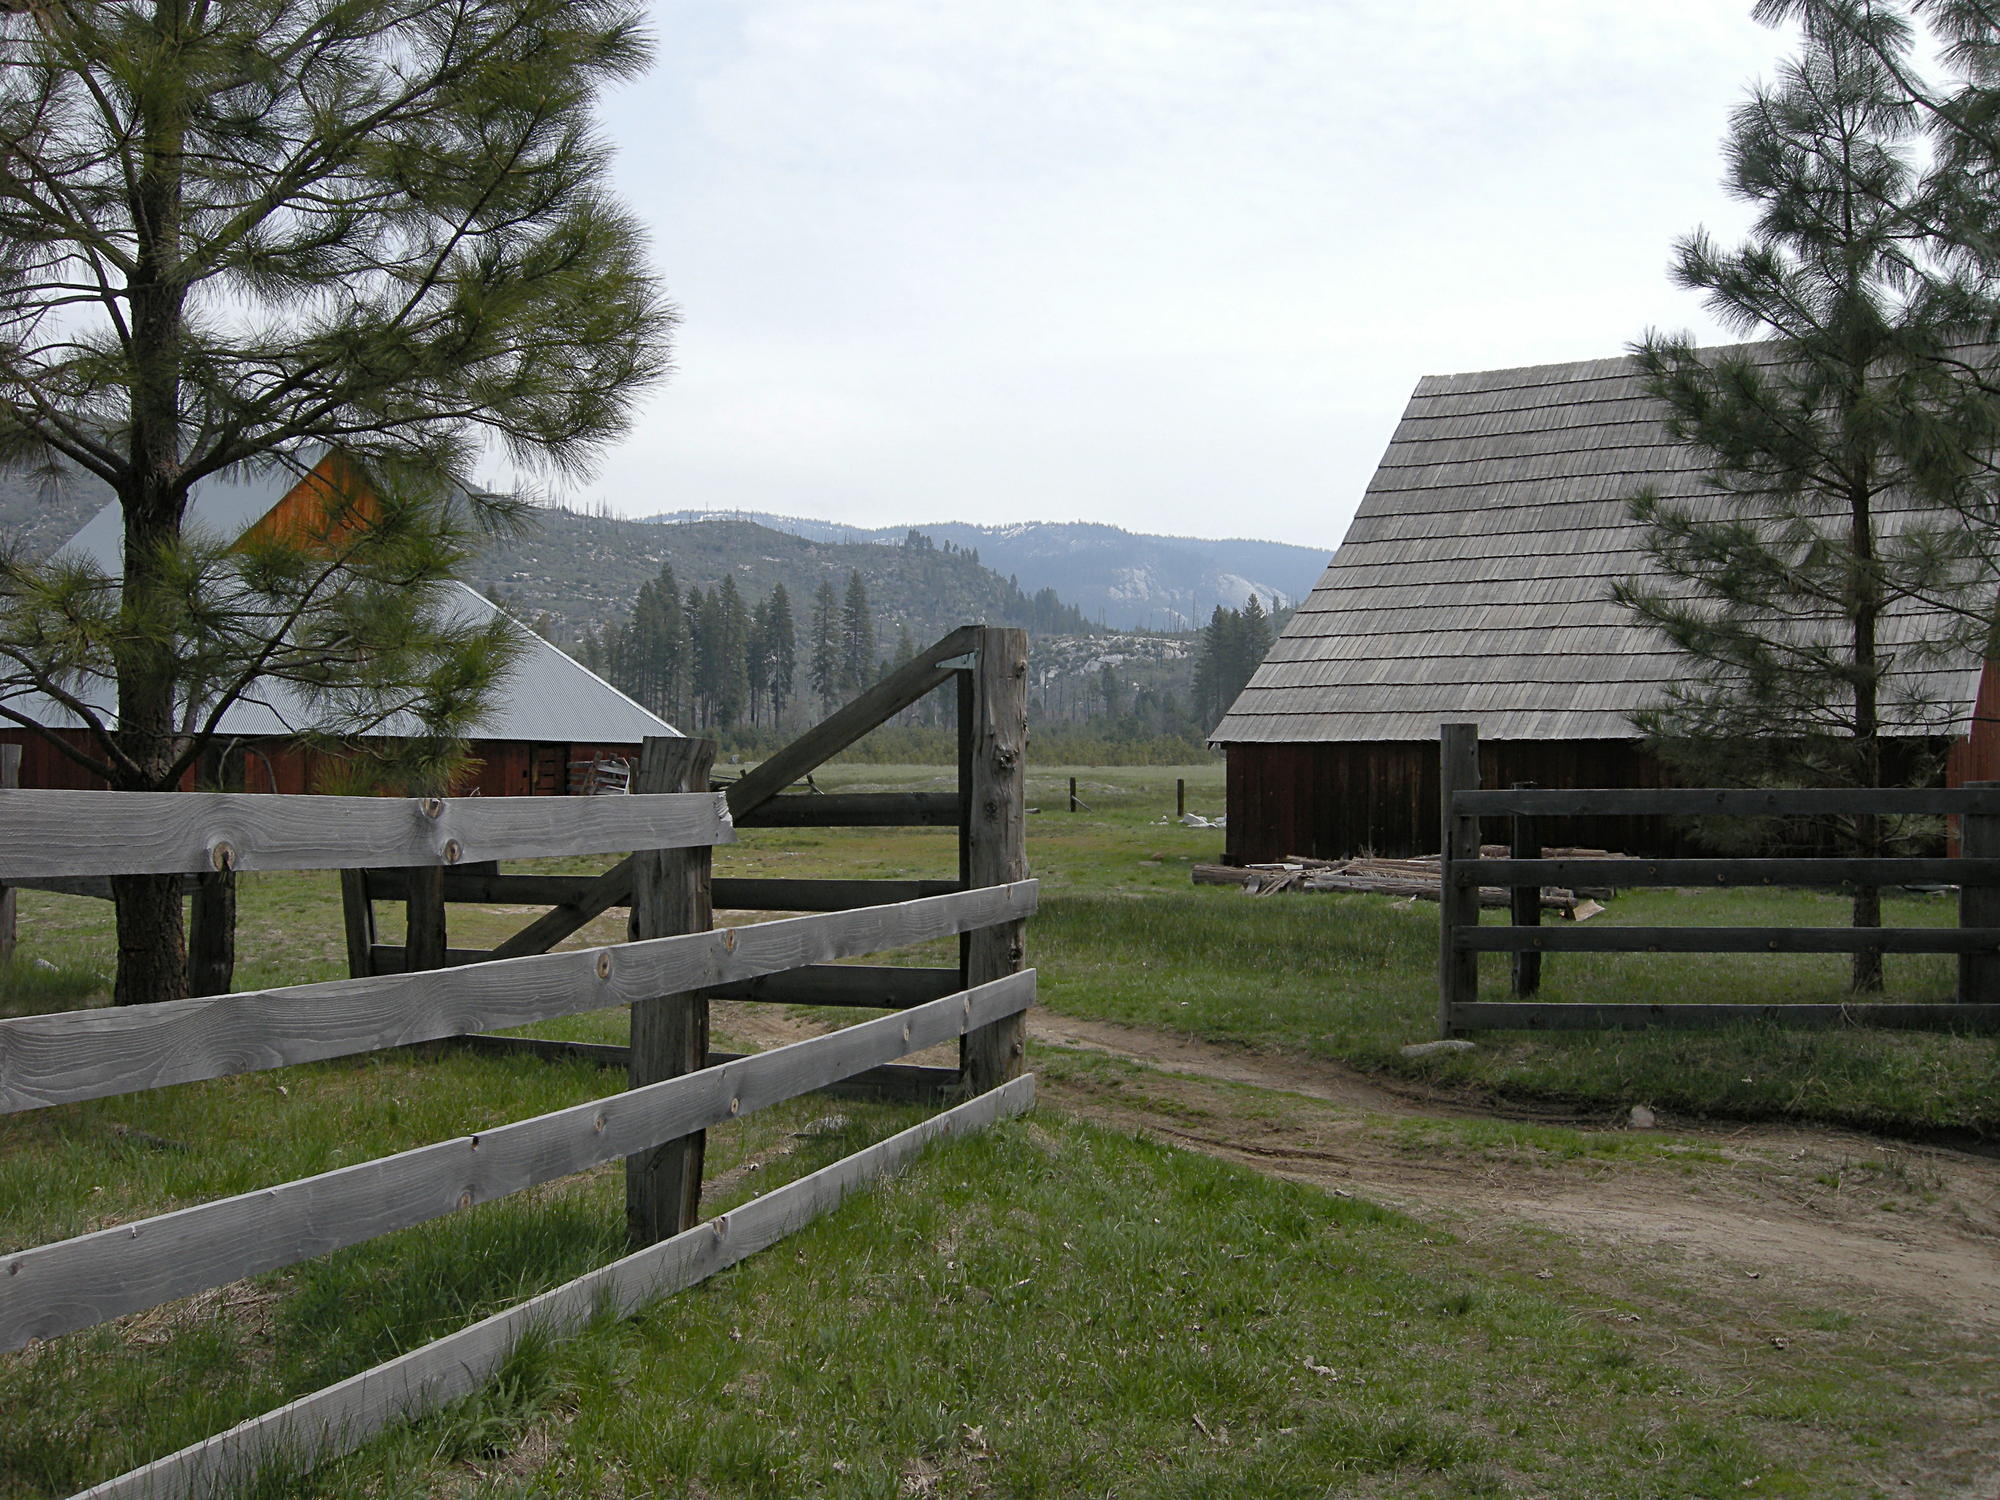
top-left (0, 786), bottom-right (733, 878)
top-left (1437, 722), bottom-right (2000, 1035)
top-left (1, 970), bottom-right (1034, 1351)
top-left (0, 881), bottom-right (1035, 1112)
top-left (70, 1077), bottom-right (1035, 1500)
top-left (0, 624), bottom-right (1035, 1500)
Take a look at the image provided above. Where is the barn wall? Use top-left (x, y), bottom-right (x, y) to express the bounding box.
top-left (1946, 659), bottom-right (2000, 786)
top-left (1224, 735), bottom-right (1975, 864)
top-left (0, 729), bottom-right (109, 790)
top-left (1223, 738), bottom-right (1696, 863)
top-left (0, 729), bottom-right (642, 797)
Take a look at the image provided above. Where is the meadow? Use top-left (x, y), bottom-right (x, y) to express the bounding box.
top-left (1, 761), bottom-right (1994, 1496)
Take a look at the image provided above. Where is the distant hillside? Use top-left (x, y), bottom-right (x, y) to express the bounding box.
top-left (643, 511), bottom-right (1330, 631)
top-left (3, 483), bottom-right (1098, 652)
top-left (475, 508), bottom-right (1093, 649)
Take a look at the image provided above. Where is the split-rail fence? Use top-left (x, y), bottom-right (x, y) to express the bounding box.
top-left (1437, 722), bottom-right (2000, 1035)
top-left (0, 625), bottom-right (1034, 1499)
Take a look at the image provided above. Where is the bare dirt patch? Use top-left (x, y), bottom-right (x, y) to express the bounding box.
top-left (1033, 1014), bottom-right (2000, 1338)
top-left (715, 1002), bottom-right (2000, 1337)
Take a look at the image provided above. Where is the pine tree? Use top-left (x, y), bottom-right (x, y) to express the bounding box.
top-left (1613, 13), bottom-right (2000, 991)
top-left (840, 570), bottom-right (875, 692)
top-left (710, 575), bottom-right (750, 727)
top-left (656, 565), bottom-right (690, 725)
top-left (746, 597), bottom-right (772, 728)
top-left (810, 578), bottom-right (840, 713)
top-left (766, 582), bottom-right (797, 728)
top-left (619, 564), bottom-right (688, 722)
top-left (1100, 664), bottom-right (1123, 721)
top-left (683, 585), bottom-right (710, 726)
top-left (1192, 605), bottom-right (1242, 729)
top-left (1239, 594), bottom-right (1275, 682)
top-left (0, 1), bottom-right (671, 1005)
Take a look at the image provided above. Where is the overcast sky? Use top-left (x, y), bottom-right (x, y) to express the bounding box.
top-left (567, 1), bottom-right (1803, 552)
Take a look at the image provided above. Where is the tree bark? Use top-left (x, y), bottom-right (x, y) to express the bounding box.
top-left (187, 744), bottom-right (239, 997)
top-left (106, 0), bottom-right (194, 1007)
top-left (1848, 464), bottom-right (1885, 994)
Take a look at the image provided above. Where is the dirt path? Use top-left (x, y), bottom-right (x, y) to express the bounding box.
top-left (1031, 1013), bottom-right (2000, 1337)
top-left (717, 1002), bottom-right (2000, 1337)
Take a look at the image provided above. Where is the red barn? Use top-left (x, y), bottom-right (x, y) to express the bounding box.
top-left (2, 451), bottom-right (674, 794)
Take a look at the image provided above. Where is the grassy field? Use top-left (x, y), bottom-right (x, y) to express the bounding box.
top-left (826, 762), bottom-right (2000, 1135)
top-left (1, 761), bottom-right (1994, 1495)
top-left (2, 1065), bottom-right (1985, 1498)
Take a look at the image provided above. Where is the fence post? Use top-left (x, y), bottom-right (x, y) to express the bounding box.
top-left (957, 666), bottom-right (975, 986)
top-left (1437, 723), bottom-right (1481, 1036)
top-left (964, 628), bottom-right (1029, 1095)
top-left (1068, 776), bottom-right (1078, 813)
top-left (628, 735), bottom-right (716, 1247)
top-left (402, 865), bottom-right (446, 973)
top-left (338, 871), bottom-right (376, 977)
top-left (1176, 778), bottom-right (1186, 819)
top-left (0, 744), bottom-right (16, 967)
top-left (1961, 781), bottom-right (2000, 1004)
top-left (1510, 781), bottom-right (1540, 999)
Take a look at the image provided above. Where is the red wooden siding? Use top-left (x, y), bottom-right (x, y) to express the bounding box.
top-left (1946, 659), bottom-right (2000, 787)
top-left (0, 730), bottom-right (643, 798)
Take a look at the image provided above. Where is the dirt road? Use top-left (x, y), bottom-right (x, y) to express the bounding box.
top-left (718, 1001), bottom-right (2000, 1337)
top-left (1030, 1012), bottom-right (2000, 1338)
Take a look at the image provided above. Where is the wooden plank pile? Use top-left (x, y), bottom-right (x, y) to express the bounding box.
top-left (1192, 847), bottom-right (1621, 920)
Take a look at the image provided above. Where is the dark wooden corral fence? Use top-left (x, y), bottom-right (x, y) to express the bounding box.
top-left (0, 743), bottom-right (16, 966)
top-left (1437, 722), bottom-right (2000, 1036)
top-left (0, 627), bottom-right (1035, 1500)
top-left (339, 624), bottom-right (1032, 1235)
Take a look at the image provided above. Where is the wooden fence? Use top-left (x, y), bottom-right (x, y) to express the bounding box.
top-left (0, 626), bottom-right (1035, 1499)
top-left (1437, 722), bottom-right (2000, 1035)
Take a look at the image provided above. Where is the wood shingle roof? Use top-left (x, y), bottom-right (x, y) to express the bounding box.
top-left (1211, 349), bottom-right (1988, 745)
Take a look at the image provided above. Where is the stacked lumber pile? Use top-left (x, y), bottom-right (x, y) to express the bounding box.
top-left (1191, 849), bottom-right (1614, 920)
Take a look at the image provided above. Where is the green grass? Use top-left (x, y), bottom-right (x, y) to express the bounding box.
top-left (0, 1059), bottom-right (904, 1497)
top-left (6, 760), bottom-right (1994, 1132)
top-left (21, 1114), bottom-right (1974, 1499)
top-left (793, 763), bottom-right (2000, 1136)
top-left (2, 760), bottom-right (1996, 1495)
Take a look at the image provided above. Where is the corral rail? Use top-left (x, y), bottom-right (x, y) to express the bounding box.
top-left (1437, 721), bottom-right (2000, 1035)
top-left (0, 629), bottom-right (1035, 1499)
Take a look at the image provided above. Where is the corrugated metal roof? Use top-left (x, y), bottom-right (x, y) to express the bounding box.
top-left (1212, 347), bottom-right (1989, 746)
top-left (18, 457), bottom-right (675, 746)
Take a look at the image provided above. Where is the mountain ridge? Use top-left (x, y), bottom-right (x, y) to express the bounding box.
top-left (639, 510), bottom-right (1329, 631)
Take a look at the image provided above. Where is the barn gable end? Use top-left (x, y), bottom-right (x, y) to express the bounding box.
top-left (1213, 349), bottom-right (1992, 862)
top-left (5, 450), bottom-right (674, 793)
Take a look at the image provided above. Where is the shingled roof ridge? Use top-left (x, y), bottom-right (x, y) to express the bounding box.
top-left (1210, 341), bottom-right (1986, 747)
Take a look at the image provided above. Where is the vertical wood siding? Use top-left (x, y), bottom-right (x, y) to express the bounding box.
top-left (0, 731), bottom-right (644, 798)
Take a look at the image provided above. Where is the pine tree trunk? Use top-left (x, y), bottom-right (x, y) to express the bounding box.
top-left (109, 7), bottom-right (193, 1009)
top-left (1848, 467), bottom-right (1885, 995)
top-left (187, 745), bottom-right (240, 997)
top-left (1850, 874), bottom-right (1883, 993)
top-left (111, 872), bottom-right (187, 1007)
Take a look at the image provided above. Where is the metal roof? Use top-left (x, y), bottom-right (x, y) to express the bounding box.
top-left (1212, 348), bottom-right (1989, 745)
top-left (18, 456), bottom-right (675, 745)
